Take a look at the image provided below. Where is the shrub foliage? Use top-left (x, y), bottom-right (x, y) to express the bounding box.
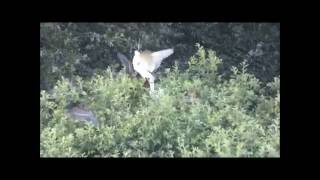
top-left (40, 45), bottom-right (280, 157)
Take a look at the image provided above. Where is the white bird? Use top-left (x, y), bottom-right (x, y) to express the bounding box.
top-left (132, 48), bottom-right (174, 93)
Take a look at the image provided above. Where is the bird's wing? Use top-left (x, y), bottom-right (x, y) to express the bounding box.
top-left (151, 48), bottom-right (174, 70)
top-left (117, 52), bottom-right (135, 76)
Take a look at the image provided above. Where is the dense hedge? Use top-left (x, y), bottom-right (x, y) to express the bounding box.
top-left (40, 45), bottom-right (280, 157)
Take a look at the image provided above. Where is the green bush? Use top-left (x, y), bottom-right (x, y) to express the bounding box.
top-left (40, 45), bottom-right (280, 157)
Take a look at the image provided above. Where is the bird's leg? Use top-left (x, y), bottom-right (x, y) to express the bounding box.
top-left (148, 75), bottom-right (155, 93)
top-left (143, 77), bottom-right (155, 95)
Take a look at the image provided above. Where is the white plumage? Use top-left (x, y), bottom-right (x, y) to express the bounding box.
top-left (132, 48), bottom-right (174, 93)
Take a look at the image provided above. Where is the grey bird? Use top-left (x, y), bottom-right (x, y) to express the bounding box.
top-left (67, 103), bottom-right (99, 127)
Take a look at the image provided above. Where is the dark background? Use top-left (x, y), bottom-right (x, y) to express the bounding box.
top-left (40, 23), bottom-right (280, 91)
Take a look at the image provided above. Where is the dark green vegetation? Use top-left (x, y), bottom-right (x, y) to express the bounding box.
top-left (40, 23), bottom-right (280, 157)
